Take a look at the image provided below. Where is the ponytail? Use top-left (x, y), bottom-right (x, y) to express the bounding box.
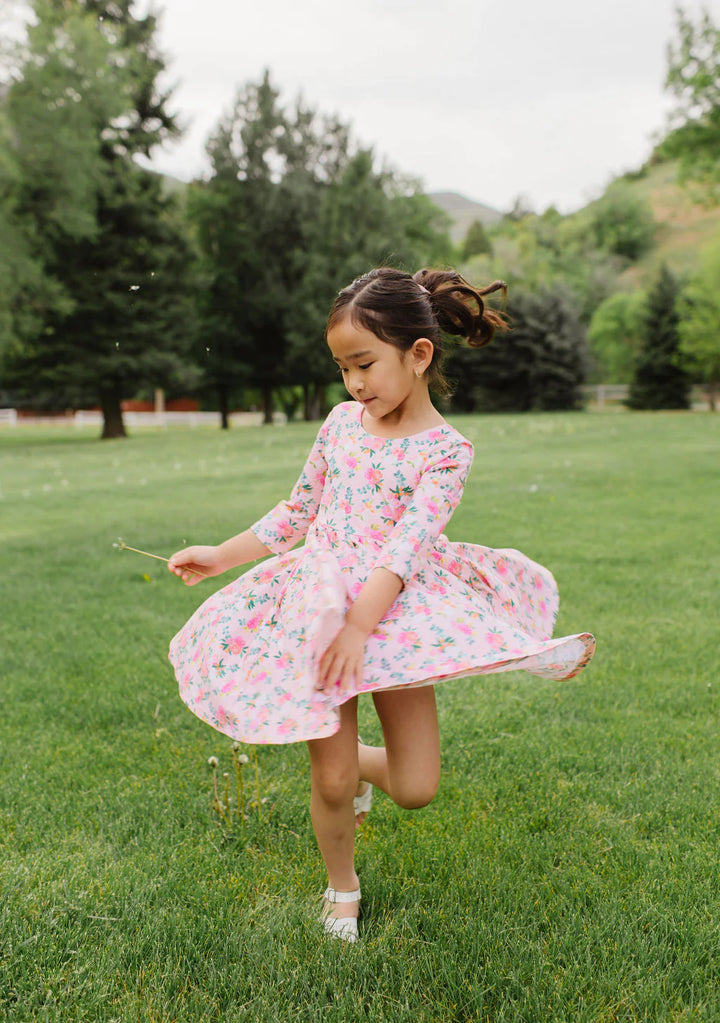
top-left (327, 266), bottom-right (508, 396)
top-left (413, 269), bottom-right (507, 349)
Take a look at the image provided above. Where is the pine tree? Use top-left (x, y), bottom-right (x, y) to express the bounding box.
top-left (3, 0), bottom-right (196, 437)
top-left (461, 219), bottom-right (492, 261)
top-left (628, 265), bottom-right (691, 410)
top-left (447, 284), bottom-right (588, 412)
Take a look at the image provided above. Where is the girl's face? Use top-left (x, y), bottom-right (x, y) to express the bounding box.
top-left (327, 318), bottom-right (432, 423)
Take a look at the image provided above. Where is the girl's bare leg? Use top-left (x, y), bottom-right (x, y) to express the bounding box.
top-left (359, 687), bottom-right (441, 811)
top-left (306, 698), bottom-right (361, 921)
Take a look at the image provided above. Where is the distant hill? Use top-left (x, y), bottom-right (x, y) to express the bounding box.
top-left (427, 191), bottom-right (503, 244)
top-left (612, 160), bottom-right (720, 284)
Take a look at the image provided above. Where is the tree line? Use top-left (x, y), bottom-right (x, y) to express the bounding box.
top-left (1, 2), bottom-right (718, 436)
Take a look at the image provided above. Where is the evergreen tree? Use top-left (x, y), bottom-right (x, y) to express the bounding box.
top-left (3, 0), bottom-right (196, 437)
top-left (447, 284), bottom-right (587, 412)
top-left (192, 71), bottom-right (452, 425)
top-left (628, 265), bottom-right (691, 410)
top-left (285, 149), bottom-right (451, 418)
top-left (461, 219), bottom-right (492, 260)
top-left (0, 0), bottom-right (126, 360)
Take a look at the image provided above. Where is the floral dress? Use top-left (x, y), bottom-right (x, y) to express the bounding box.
top-left (169, 401), bottom-right (595, 743)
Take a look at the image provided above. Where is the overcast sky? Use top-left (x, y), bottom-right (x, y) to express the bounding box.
top-left (143, 0), bottom-right (719, 214)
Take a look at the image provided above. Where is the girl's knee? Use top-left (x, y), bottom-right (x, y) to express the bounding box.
top-left (393, 774), bottom-right (440, 810)
top-left (311, 763), bottom-right (358, 808)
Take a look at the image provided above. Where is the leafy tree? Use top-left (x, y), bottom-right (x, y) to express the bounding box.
top-left (481, 201), bottom-right (622, 326)
top-left (0, 0), bottom-right (126, 359)
top-left (447, 283), bottom-right (588, 412)
top-left (589, 182), bottom-right (656, 261)
top-left (628, 265), bottom-right (691, 410)
top-left (2, 0), bottom-right (196, 438)
top-left (192, 71), bottom-right (452, 425)
top-left (678, 241), bottom-right (720, 409)
top-left (461, 219), bottom-right (492, 260)
top-left (663, 5), bottom-right (720, 190)
top-left (285, 150), bottom-right (451, 418)
top-left (587, 290), bottom-right (646, 383)
top-left (190, 73), bottom-right (333, 426)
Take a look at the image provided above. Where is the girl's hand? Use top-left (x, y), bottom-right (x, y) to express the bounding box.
top-left (316, 624), bottom-right (367, 694)
top-left (167, 545), bottom-right (226, 586)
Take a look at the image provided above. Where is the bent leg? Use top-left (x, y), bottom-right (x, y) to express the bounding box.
top-left (306, 699), bottom-right (360, 919)
top-left (360, 687), bottom-right (440, 810)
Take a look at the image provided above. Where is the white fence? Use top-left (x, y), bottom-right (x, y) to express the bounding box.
top-left (0, 409), bottom-right (286, 428)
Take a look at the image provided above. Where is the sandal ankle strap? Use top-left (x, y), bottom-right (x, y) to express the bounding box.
top-left (323, 886), bottom-right (361, 903)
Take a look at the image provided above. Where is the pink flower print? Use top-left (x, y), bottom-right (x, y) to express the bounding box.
top-left (532, 573), bottom-right (545, 590)
top-left (227, 635), bottom-right (247, 655)
top-left (277, 519), bottom-right (294, 541)
top-left (485, 629), bottom-right (505, 649)
top-left (425, 499), bottom-right (440, 516)
top-left (495, 558), bottom-right (508, 576)
top-left (392, 447), bottom-right (406, 461)
top-left (345, 456), bottom-right (358, 470)
top-left (458, 622), bottom-right (473, 636)
top-left (246, 613), bottom-right (263, 630)
top-left (216, 705), bottom-right (236, 728)
top-left (428, 429), bottom-right (444, 441)
top-left (398, 630), bottom-right (419, 647)
top-left (275, 653), bottom-right (292, 670)
top-left (221, 680), bottom-right (235, 693)
top-left (258, 568), bottom-right (275, 583)
top-left (448, 559), bottom-right (462, 574)
top-left (538, 599), bottom-right (547, 617)
top-left (341, 500), bottom-right (352, 515)
top-left (365, 467), bottom-right (382, 487)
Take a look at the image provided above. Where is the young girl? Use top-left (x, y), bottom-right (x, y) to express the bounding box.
top-left (168, 267), bottom-right (595, 943)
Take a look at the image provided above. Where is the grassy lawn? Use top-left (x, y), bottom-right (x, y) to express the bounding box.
top-left (1, 410), bottom-right (718, 1022)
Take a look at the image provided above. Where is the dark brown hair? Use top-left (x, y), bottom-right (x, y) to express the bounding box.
top-left (326, 267), bottom-right (507, 395)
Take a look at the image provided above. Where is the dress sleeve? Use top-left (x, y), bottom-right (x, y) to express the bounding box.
top-left (250, 413), bottom-right (331, 554)
top-left (374, 438), bottom-right (473, 584)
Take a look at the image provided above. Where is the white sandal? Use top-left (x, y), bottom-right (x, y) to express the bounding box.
top-left (321, 886), bottom-right (361, 943)
top-left (353, 782), bottom-right (373, 820)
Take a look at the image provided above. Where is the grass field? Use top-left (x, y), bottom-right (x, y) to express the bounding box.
top-left (1, 411), bottom-right (719, 1022)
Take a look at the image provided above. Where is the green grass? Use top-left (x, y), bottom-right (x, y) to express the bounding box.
top-left (1, 411), bottom-right (719, 1022)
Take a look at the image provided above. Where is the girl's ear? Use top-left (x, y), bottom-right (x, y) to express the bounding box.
top-left (410, 337), bottom-right (434, 376)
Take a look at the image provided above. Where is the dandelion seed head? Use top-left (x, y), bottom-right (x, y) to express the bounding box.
top-left (237, 754), bottom-right (249, 765)
top-left (208, 756), bottom-right (219, 768)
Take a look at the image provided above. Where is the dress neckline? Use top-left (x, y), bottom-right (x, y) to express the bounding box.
top-left (355, 401), bottom-right (453, 441)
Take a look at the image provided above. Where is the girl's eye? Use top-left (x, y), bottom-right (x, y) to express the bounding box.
top-left (359, 363), bottom-right (372, 370)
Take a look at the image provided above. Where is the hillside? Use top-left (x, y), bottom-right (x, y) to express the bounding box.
top-left (579, 160), bottom-right (720, 285)
top-left (427, 191), bottom-right (503, 243)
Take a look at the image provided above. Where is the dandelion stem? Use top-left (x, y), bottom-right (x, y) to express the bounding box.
top-left (114, 540), bottom-right (207, 578)
top-left (252, 745), bottom-right (261, 822)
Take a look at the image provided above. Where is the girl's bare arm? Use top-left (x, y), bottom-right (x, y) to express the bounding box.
top-left (168, 529), bottom-right (272, 586)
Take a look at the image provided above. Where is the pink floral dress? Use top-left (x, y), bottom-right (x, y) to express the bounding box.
top-left (169, 402), bottom-right (595, 743)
